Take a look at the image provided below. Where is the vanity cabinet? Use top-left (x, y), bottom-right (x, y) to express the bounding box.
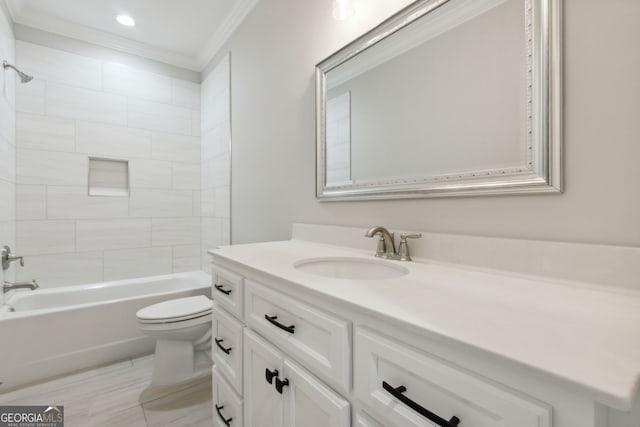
top-left (211, 240), bottom-right (640, 427)
top-left (244, 329), bottom-right (350, 427)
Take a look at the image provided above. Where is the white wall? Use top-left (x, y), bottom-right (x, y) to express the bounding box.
top-left (200, 53), bottom-right (231, 272)
top-left (0, 4), bottom-right (15, 300)
top-left (219, 0), bottom-right (640, 247)
top-left (13, 41), bottom-right (202, 287)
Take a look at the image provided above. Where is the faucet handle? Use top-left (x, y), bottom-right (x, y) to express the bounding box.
top-left (400, 233), bottom-right (422, 240)
top-left (398, 233), bottom-right (422, 261)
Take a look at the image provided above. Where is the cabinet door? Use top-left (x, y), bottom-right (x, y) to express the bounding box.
top-left (282, 359), bottom-right (350, 427)
top-left (244, 329), bottom-right (284, 427)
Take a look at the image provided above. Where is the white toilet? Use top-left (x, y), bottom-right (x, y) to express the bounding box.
top-left (136, 295), bottom-right (213, 386)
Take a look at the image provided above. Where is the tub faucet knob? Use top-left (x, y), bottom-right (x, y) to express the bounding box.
top-left (1, 245), bottom-right (24, 271)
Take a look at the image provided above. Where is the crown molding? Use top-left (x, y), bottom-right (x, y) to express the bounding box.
top-left (198, 0), bottom-right (259, 69)
top-left (4, 0), bottom-right (203, 71)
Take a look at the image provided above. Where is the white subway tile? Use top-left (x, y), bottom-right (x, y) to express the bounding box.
top-left (17, 149), bottom-right (87, 185)
top-left (172, 79), bottom-right (201, 110)
top-left (0, 219), bottom-right (15, 253)
top-left (172, 162), bottom-right (200, 189)
top-left (152, 217), bottom-right (201, 246)
top-left (201, 217), bottom-right (223, 251)
top-left (16, 113), bottom-right (75, 152)
top-left (129, 189), bottom-right (193, 218)
top-left (174, 243), bottom-right (201, 273)
top-left (76, 121), bottom-right (151, 159)
top-left (16, 79), bottom-right (45, 114)
top-left (129, 159), bottom-right (172, 189)
top-left (0, 95), bottom-right (15, 144)
top-left (103, 62), bottom-right (172, 103)
top-left (103, 246), bottom-right (172, 281)
top-left (16, 251), bottom-right (103, 288)
top-left (192, 190), bottom-right (201, 217)
top-left (214, 186), bottom-right (230, 218)
top-left (17, 41), bottom-right (102, 90)
top-left (0, 138), bottom-right (15, 182)
top-left (202, 122), bottom-right (229, 161)
top-left (151, 132), bottom-right (200, 163)
top-left (173, 254), bottom-right (201, 273)
top-left (16, 185), bottom-right (46, 220)
top-left (128, 98), bottom-right (191, 135)
top-left (0, 180), bottom-right (15, 222)
top-left (47, 84), bottom-right (127, 125)
top-left (16, 220), bottom-right (75, 255)
top-left (47, 186), bottom-right (129, 219)
top-left (77, 218), bottom-right (151, 251)
top-left (200, 189), bottom-right (214, 217)
top-left (191, 110), bottom-right (201, 137)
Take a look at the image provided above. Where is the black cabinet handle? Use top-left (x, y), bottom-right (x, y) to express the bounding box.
top-left (215, 283), bottom-right (232, 295)
top-left (215, 404), bottom-right (233, 426)
top-left (215, 338), bottom-right (232, 355)
top-left (275, 377), bottom-right (289, 394)
top-left (265, 368), bottom-right (279, 385)
top-left (264, 315), bottom-right (295, 334)
top-left (382, 381), bottom-right (460, 427)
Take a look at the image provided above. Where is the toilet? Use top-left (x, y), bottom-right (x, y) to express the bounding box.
top-left (136, 295), bottom-right (213, 386)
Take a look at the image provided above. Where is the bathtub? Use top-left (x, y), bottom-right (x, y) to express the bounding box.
top-left (0, 271), bottom-right (211, 391)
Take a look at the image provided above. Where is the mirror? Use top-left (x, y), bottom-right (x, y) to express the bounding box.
top-left (316, 0), bottom-right (561, 200)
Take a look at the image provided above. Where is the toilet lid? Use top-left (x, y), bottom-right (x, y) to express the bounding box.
top-left (136, 295), bottom-right (212, 321)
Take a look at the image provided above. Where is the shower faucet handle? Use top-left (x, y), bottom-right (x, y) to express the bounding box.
top-left (1, 245), bottom-right (24, 271)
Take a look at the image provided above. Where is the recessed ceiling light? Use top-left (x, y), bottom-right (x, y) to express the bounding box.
top-left (116, 14), bottom-right (136, 27)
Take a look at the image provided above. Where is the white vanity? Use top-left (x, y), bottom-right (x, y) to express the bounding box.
top-left (209, 224), bottom-right (640, 427)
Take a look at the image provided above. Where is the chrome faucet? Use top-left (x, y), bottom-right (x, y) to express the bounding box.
top-left (3, 280), bottom-right (39, 294)
top-left (365, 227), bottom-right (422, 261)
top-left (1, 245), bottom-right (24, 271)
top-left (365, 226), bottom-right (397, 259)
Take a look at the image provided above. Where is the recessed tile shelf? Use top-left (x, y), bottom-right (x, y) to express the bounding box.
top-left (88, 157), bottom-right (130, 197)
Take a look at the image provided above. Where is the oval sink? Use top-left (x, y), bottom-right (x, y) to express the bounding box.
top-left (294, 257), bottom-right (409, 280)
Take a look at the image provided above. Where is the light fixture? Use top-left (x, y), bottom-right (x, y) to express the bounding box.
top-left (115, 14), bottom-right (136, 27)
top-left (332, 0), bottom-right (355, 20)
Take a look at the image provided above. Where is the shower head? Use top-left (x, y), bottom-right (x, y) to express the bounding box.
top-left (3, 61), bottom-right (33, 84)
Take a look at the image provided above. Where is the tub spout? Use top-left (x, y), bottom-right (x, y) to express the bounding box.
top-left (3, 280), bottom-right (39, 294)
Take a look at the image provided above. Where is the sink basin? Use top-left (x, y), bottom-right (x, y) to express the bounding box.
top-left (294, 257), bottom-right (409, 280)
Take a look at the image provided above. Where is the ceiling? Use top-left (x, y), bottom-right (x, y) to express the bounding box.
top-left (4, 0), bottom-right (258, 71)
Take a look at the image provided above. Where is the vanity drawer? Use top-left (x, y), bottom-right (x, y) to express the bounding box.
top-left (212, 265), bottom-right (244, 320)
top-left (213, 366), bottom-right (243, 427)
top-left (245, 279), bottom-right (351, 393)
top-left (354, 327), bottom-right (552, 427)
top-left (355, 411), bottom-right (385, 427)
top-left (212, 302), bottom-right (244, 395)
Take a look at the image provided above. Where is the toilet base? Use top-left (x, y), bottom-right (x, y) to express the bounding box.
top-left (152, 339), bottom-right (198, 386)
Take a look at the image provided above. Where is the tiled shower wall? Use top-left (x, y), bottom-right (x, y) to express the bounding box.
top-left (0, 8), bottom-right (15, 298)
top-left (200, 53), bottom-right (231, 273)
top-left (14, 41), bottom-right (202, 287)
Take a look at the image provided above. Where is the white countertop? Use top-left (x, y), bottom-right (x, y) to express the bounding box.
top-left (210, 239), bottom-right (640, 410)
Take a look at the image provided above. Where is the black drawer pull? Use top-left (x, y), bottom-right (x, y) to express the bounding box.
top-left (265, 368), bottom-right (279, 384)
top-left (275, 377), bottom-right (289, 394)
top-left (264, 315), bottom-right (295, 334)
top-left (382, 381), bottom-right (460, 427)
top-left (215, 404), bottom-right (233, 426)
top-left (215, 283), bottom-right (232, 295)
top-left (215, 338), bottom-right (232, 355)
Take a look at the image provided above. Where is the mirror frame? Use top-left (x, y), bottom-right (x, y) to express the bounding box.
top-left (316, 0), bottom-right (562, 201)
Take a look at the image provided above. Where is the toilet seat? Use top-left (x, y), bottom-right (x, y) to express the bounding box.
top-left (137, 295), bottom-right (212, 324)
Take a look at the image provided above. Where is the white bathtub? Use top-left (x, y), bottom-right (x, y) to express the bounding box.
top-left (0, 271), bottom-right (211, 391)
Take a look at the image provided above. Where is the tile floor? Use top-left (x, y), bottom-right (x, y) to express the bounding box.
top-left (0, 354), bottom-right (213, 426)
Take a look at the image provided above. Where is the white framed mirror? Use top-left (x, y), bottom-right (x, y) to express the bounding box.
top-left (316, 0), bottom-right (562, 200)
